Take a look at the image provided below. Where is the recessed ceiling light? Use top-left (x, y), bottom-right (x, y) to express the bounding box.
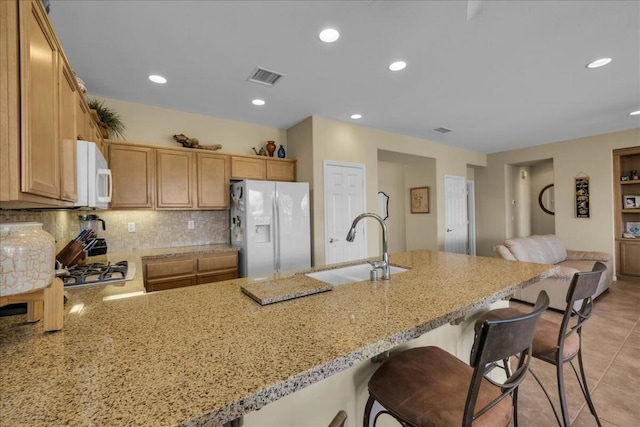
top-left (350, 114), bottom-right (362, 120)
top-left (252, 99), bottom-right (265, 106)
top-left (319, 28), bottom-right (340, 43)
top-left (630, 110), bottom-right (640, 116)
top-left (148, 75), bottom-right (167, 84)
top-left (389, 61), bottom-right (407, 71)
top-left (586, 58), bottom-right (612, 69)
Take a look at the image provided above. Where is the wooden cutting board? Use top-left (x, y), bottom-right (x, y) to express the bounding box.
top-left (241, 275), bottom-right (332, 306)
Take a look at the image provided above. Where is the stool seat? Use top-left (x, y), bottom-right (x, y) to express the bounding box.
top-left (369, 346), bottom-right (512, 427)
top-left (476, 308), bottom-right (580, 361)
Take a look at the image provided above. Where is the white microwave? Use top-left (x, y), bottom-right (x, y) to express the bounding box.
top-left (75, 141), bottom-right (112, 209)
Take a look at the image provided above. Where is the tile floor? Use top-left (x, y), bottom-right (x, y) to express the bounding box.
top-left (513, 280), bottom-right (640, 426)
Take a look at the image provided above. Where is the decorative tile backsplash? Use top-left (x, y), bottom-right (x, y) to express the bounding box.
top-left (0, 210), bottom-right (230, 254)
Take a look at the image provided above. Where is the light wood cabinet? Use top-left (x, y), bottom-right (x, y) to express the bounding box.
top-left (156, 149), bottom-right (195, 209)
top-left (0, 0), bottom-right (102, 208)
top-left (108, 143), bottom-right (155, 209)
top-left (76, 94), bottom-right (88, 140)
top-left (197, 153), bottom-right (230, 209)
top-left (58, 60), bottom-right (78, 202)
top-left (613, 146), bottom-right (640, 281)
top-left (107, 141), bottom-right (231, 210)
top-left (230, 155), bottom-right (296, 182)
top-left (266, 159), bottom-right (296, 181)
top-left (19, 0), bottom-right (60, 199)
top-left (230, 156), bottom-right (266, 180)
top-left (143, 251), bottom-right (238, 292)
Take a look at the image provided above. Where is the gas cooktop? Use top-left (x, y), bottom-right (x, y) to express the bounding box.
top-left (58, 261), bottom-right (135, 287)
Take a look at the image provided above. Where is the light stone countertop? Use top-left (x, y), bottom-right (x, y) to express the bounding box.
top-left (0, 249), bottom-right (557, 426)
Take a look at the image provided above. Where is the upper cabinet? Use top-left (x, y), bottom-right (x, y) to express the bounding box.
top-left (0, 0), bottom-right (101, 208)
top-left (197, 153), bottom-right (230, 209)
top-left (107, 142), bottom-right (233, 210)
top-left (230, 155), bottom-right (295, 182)
top-left (108, 143), bottom-right (155, 209)
top-left (156, 148), bottom-right (195, 209)
top-left (58, 59), bottom-right (78, 202)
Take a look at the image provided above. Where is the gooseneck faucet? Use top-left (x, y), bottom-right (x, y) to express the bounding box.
top-left (345, 213), bottom-right (390, 280)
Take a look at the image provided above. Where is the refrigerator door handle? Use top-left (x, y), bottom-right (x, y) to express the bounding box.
top-left (273, 190), bottom-right (279, 272)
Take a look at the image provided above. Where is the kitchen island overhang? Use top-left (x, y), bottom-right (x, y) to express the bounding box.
top-left (0, 250), bottom-right (558, 426)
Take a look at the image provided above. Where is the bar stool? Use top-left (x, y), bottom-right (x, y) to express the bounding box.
top-left (363, 291), bottom-right (549, 427)
top-left (475, 262), bottom-right (606, 426)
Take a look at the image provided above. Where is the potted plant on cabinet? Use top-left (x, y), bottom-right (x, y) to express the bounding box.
top-left (87, 97), bottom-right (126, 140)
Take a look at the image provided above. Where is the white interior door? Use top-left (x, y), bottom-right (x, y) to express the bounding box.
top-left (444, 175), bottom-right (468, 254)
top-left (324, 162), bottom-right (366, 265)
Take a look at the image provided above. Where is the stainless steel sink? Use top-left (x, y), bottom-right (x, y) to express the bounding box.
top-left (305, 263), bottom-right (407, 286)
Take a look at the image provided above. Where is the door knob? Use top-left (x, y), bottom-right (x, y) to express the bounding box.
top-left (329, 238), bottom-right (339, 243)
top-left (446, 228), bottom-right (453, 232)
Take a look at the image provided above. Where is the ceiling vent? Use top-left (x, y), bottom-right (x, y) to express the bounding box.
top-left (248, 67), bottom-right (284, 86)
top-left (433, 127), bottom-right (452, 134)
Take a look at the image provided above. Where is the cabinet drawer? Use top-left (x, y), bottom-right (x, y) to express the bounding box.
top-left (145, 258), bottom-right (194, 279)
top-left (145, 275), bottom-right (196, 292)
top-left (197, 271), bottom-right (238, 285)
top-left (197, 253), bottom-right (238, 273)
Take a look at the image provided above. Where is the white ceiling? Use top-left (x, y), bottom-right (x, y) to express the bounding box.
top-left (49, 0), bottom-right (640, 154)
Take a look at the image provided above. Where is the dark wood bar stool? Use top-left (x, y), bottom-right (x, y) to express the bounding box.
top-left (475, 262), bottom-right (606, 426)
top-left (363, 291), bottom-right (549, 427)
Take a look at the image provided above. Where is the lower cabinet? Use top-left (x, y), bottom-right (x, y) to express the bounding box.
top-left (619, 240), bottom-right (640, 279)
top-left (143, 251), bottom-right (238, 292)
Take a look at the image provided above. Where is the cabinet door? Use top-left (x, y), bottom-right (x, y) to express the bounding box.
top-left (266, 159), bottom-right (295, 182)
top-left (197, 153), bottom-right (229, 209)
top-left (230, 156), bottom-right (266, 180)
top-left (19, 0), bottom-right (60, 198)
top-left (76, 96), bottom-right (88, 140)
top-left (620, 241), bottom-right (640, 277)
top-left (156, 149), bottom-right (195, 209)
top-left (58, 61), bottom-right (77, 201)
top-left (109, 144), bottom-right (155, 208)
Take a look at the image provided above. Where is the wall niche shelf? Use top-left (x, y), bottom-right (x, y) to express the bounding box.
top-left (613, 146), bottom-right (640, 282)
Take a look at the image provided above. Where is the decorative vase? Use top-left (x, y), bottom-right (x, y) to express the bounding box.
top-left (0, 222), bottom-right (55, 297)
top-left (266, 141), bottom-right (276, 157)
top-left (277, 145), bottom-right (286, 158)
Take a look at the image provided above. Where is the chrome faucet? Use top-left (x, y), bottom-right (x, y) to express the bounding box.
top-left (345, 213), bottom-right (390, 280)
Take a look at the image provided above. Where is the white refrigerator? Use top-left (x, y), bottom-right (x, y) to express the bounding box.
top-left (230, 180), bottom-right (310, 277)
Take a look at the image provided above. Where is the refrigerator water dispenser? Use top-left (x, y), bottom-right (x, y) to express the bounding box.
top-left (254, 216), bottom-right (271, 243)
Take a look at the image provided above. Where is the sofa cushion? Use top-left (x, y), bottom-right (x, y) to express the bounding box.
top-left (531, 235), bottom-right (567, 264)
top-left (566, 250), bottom-right (612, 262)
top-left (495, 245), bottom-right (517, 261)
top-left (503, 237), bottom-right (548, 263)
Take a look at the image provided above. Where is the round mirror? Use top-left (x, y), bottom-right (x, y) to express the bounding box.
top-left (538, 184), bottom-right (555, 215)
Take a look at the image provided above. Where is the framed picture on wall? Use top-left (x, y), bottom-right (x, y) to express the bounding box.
top-left (410, 187), bottom-right (429, 214)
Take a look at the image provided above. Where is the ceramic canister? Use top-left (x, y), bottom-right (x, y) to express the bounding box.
top-left (0, 222), bottom-right (55, 297)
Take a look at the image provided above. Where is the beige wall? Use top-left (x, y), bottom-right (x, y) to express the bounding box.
top-left (378, 161), bottom-right (407, 254)
top-left (288, 115), bottom-right (486, 266)
top-left (530, 160), bottom-right (555, 235)
top-left (93, 96), bottom-right (287, 155)
top-left (476, 128), bottom-right (640, 260)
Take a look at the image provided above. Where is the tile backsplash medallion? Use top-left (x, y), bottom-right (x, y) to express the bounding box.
top-left (1, 210), bottom-right (230, 253)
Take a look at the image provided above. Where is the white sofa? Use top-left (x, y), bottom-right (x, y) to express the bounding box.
top-left (494, 235), bottom-right (613, 311)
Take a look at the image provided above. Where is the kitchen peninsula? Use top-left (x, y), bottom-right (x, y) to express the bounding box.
top-left (0, 250), bottom-right (556, 426)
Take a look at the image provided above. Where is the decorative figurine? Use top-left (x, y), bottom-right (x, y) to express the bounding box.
top-left (173, 134), bottom-right (222, 151)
